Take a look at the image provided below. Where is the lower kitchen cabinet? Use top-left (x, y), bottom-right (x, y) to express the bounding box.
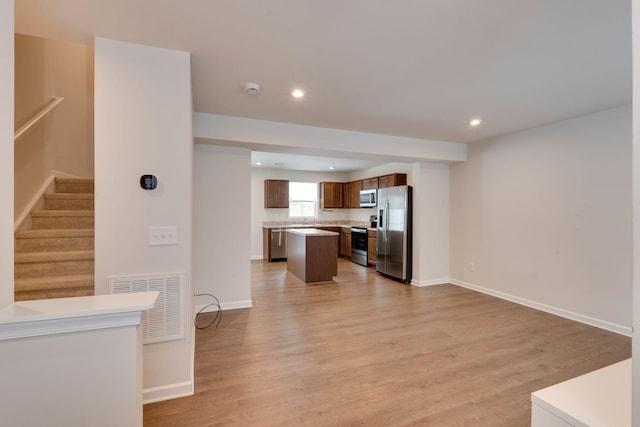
top-left (340, 227), bottom-right (351, 257)
top-left (326, 227), bottom-right (342, 255)
top-left (367, 229), bottom-right (376, 266)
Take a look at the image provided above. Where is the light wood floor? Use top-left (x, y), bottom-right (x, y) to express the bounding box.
top-left (144, 258), bottom-right (631, 426)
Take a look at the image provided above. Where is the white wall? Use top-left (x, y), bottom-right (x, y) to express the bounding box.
top-left (450, 105), bottom-right (632, 332)
top-left (1, 324), bottom-right (142, 427)
top-left (94, 38), bottom-right (193, 402)
top-left (411, 162), bottom-right (450, 286)
top-left (194, 144), bottom-right (252, 309)
top-left (0, 0), bottom-right (14, 308)
top-left (631, 0), bottom-right (639, 421)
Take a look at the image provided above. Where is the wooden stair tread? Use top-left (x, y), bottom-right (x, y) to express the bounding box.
top-left (15, 250), bottom-right (94, 263)
top-left (15, 229), bottom-right (94, 239)
top-left (15, 274), bottom-right (94, 292)
top-left (31, 210), bottom-right (94, 217)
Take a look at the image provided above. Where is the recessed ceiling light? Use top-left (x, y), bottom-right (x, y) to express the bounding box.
top-left (329, 166), bottom-right (335, 170)
top-left (256, 162), bottom-right (262, 166)
top-left (291, 89), bottom-right (305, 98)
top-left (469, 118), bottom-right (482, 126)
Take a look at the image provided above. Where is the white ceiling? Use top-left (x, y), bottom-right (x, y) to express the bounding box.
top-left (14, 0), bottom-right (632, 170)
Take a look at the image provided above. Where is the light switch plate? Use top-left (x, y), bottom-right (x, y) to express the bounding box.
top-left (149, 226), bottom-right (178, 246)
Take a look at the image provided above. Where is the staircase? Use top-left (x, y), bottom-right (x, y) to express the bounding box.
top-left (14, 178), bottom-right (95, 301)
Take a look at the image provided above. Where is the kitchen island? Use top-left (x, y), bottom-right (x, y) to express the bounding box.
top-left (287, 228), bottom-right (339, 283)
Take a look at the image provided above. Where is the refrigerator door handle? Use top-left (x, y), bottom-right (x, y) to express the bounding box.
top-left (385, 200), bottom-right (390, 240)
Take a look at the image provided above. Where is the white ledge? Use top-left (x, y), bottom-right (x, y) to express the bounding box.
top-left (0, 292), bottom-right (158, 341)
top-left (531, 359), bottom-right (631, 426)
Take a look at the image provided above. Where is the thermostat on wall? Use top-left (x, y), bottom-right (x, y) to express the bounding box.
top-left (140, 174), bottom-right (157, 190)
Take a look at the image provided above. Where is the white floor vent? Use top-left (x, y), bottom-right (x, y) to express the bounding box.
top-left (108, 272), bottom-right (185, 344)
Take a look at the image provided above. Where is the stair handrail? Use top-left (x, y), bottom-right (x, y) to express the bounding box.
top-left (14, 96), bottom-right (64, 141)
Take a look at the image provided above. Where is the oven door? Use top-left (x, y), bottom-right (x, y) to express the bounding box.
top-left (351, 227), bottom-right (368, 266)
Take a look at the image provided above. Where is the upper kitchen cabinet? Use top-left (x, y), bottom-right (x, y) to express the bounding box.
top-left (320, 182), bottom-right (344, 209)
top-left (344, 180), bottom-right (362, 208)
top-left (378, 173), bottom-right (407, 188)
top-left (264, 179), bottom-right (289, 208)
top-left (361, 177), bottom-right (378, 190)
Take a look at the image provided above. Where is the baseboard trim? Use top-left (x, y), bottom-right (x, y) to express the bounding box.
top-left (195, 299), bottom-right (253, 314)
top-left (250, 255), bottom-right (264, 260)
top-left (411, 278), bottom-right (450, 287)
top-left (50, 170), bottom-right (82, 179)
top-left (143, 381), bottom-right (194, 405)
top-left (449, 279), bottom-right (632, 337)
top-left (14, 174), bottom-right (56, 232)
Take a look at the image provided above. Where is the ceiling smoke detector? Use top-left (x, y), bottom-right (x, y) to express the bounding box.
top-left (245, 83), bottom-right (261, 95)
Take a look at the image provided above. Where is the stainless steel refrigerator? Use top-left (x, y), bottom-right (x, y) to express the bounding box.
top-left (376, 185), bottom-right (412, 283)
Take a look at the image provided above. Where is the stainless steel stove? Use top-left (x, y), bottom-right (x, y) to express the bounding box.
top-left (350, 226), bottom-right (368, 266)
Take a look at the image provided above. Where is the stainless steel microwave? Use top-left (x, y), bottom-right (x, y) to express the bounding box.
top-left (359, 189), bottom-right (377, 207)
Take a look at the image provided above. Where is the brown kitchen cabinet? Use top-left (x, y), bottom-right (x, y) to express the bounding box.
top-left (340, 227), bottom-right (351, 257)
top-left (264, 179), bottom-right (289, 208)
top-left (318, 226), bottom-right (342, 255)
top-left (343, 181), bottom-right (353, 209)
top-left (287, 229), bottom-right (338, 283)
top-left (320, 182), bottom-right (344, 209)
top-left (378, 173), bottom-right (407, 188)
top-left (362, 177), bottom-right (378, 190)
top-left (367, 229), bottom-right (377, 266)
top-left (344, 180), bottom-right (361, 208)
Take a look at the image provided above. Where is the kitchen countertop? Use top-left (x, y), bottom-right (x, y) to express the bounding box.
top-left (287, 228), bottom-right (340, 236)
top-left (263, 223), bottom-right (376, 231)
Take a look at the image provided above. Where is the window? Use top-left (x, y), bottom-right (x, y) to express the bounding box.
top-left (289, 182), bottom-right (317, 218)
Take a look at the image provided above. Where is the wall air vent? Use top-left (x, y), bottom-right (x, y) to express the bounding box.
top-left (108, 272), bottom-right (185, 344)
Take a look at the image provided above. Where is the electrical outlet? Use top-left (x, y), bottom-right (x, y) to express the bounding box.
top-left (469, 262), bottom-right (475, 272)
top-left (149, 226), bottom-right (178, 246)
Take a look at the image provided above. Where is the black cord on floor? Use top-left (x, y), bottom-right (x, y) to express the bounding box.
top-left (194, 293), bottom-right (222, 329)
